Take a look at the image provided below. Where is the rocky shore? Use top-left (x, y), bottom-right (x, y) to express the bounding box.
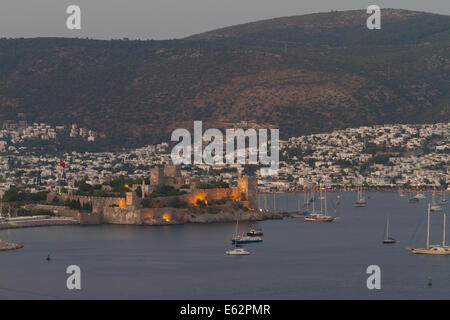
top-left (143, 209), bottom-right (283, 226)
top-left (0, 240), bottom-right (24, 251)
top-left (185, 210), bottom-right (283, 224)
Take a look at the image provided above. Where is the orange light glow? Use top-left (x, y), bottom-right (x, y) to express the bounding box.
top-left (162, 213), bottom-right (171, 222)
top-left (193, 195), bottom-right (206, 206)
top-left (117, 198), bottom-right (126, 209)
top-left (144, 213), bottom-right (157, 222)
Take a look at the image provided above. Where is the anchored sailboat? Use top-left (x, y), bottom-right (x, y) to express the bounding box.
top-left (305, 188), bottom-right (335, 222)
top-left (383, 216), bottom-right (397, 244)
top-left (409, 204), bottom-right (450, 255)
top-left (354, 186), bottom-right (367, 207)
top-left (227, 213), bottom-right (250, 255)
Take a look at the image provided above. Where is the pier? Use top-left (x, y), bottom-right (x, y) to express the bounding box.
top-left (0, 216), bottom-right (78, 230)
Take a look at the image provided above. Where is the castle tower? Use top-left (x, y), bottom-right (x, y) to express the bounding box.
top-left (150, 167), bottom-right (164, 186)
top-left (238, 176), bottom-right (258, 210)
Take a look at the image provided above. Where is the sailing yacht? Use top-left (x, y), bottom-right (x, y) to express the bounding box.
top-left (409, 204), bottom-right (450, 255)
top-left (430, 189), bottom-right (442, 212)
top-left (382, 216), bottom-right (397, 244)
top-left (354, 186), bottom-right (367, 207)
top-left (291, 194), bottom-right (309, 218)
top-left (230, 213), bottom-right (262, 244)
top-left (227, 213), bottom-right (251, 255)
top-left (304, 189), bottom-right (335, 222)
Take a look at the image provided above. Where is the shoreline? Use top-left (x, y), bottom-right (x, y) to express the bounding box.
top-left (0, 211), bottom-right (282, 229)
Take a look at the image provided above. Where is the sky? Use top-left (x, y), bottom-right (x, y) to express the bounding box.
top-left (0, 0), bottom-right (449, 40)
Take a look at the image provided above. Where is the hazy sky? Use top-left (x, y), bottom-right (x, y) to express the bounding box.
top-left (1, 0), bottom-right (449, 40)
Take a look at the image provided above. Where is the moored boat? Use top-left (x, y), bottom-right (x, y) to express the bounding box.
top-left (409, 204), bottom-right (449, 255)
top-left (382, 216), bottom-right (397, 244)
top-left (231, 236), bottom-right (263, 244)
top-left (354, 186), bottom-right (367, 207)
top-left (247, 227), bottom-right (263, 236)
top-left (226, 248), bottom-right (250, 255)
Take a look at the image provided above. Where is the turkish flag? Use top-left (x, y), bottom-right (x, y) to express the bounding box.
top-left (59, 159), bottom-right (66, 169)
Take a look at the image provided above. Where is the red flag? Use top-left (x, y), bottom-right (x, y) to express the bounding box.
top-left (59, 159), bottom-right (66, 169)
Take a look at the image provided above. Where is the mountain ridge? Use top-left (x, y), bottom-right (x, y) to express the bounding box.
top-left (0, 9), bottom-right (448, 150)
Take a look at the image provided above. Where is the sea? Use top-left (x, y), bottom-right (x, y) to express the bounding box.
top-left (0, 192), bottom-right (448, 299)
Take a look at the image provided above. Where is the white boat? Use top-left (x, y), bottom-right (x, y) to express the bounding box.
top-left (414, 193), bottom-right (426, 199)
top-left (354, 186), bottom-right (367, 207)
top-left (409, 204), bottom-right (450, 255)
top-left (226, 248), bottom-right (250, 255)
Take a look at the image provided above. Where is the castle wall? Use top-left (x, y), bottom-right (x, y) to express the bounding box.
top-left (102, 207), bottom-right (143, 225)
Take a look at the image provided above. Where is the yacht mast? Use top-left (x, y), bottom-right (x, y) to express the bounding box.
top-left (385, 216), bottom-right (390, 240)
top-left (427, 203), bottom-right (431, 250)
top-left (443, 213), bottom-right (447, 247)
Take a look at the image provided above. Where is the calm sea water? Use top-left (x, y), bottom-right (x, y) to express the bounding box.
top-left (0, 192), bottom-right (448, 300)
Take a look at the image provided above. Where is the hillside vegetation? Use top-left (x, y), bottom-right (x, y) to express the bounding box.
top-left (0, 9), bottom-right (449, 149)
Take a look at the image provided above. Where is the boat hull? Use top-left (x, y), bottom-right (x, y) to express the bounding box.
top-left (226, 250), bottom-right (250, 255)
top-left (411, 247), bottom-right (450, 255)
top-left (354, 202), bottom-right (367, 207)
top-left (304, 216), bottom-right (335, 222)
top-left (232, 237), bottom-right (262, 244)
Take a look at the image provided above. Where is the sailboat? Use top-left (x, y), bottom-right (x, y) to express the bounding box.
top-left (354, 186), bottom-right (367, 207)
top-left (305, 188), bottom-right (335, 222)
top-left (230, 212), bottom-right (262, 244)
top-left (227, 213), bottom-right (250, 255)
top-left (382, 216), bottom-right (397, 244)
top-left (409, 204), bottom-right (450, 255)
top-left (291, 193), bottom-right (309, 218)
top-left (440, 189), bottom-right (448, 205)
top-left (430, 189), bottom-right (442, 212)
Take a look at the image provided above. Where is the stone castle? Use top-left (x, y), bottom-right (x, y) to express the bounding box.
top-left (46, 164), bottom-right (259, 225)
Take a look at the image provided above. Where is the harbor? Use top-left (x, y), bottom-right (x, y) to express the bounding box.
top-left (1, 191), bottom-right (448, 299)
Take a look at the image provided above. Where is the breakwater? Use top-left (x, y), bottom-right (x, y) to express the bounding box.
top-left (0, 217), bottom-right (78, 230)
top-left (0, 240), bottom-right (24, 251)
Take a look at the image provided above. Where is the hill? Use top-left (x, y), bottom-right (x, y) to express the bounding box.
top-left (0, 9), bottom-right (449, 150)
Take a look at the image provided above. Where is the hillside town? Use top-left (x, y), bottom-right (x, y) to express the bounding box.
top-left (0, 123), bottom-right (448, 199)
